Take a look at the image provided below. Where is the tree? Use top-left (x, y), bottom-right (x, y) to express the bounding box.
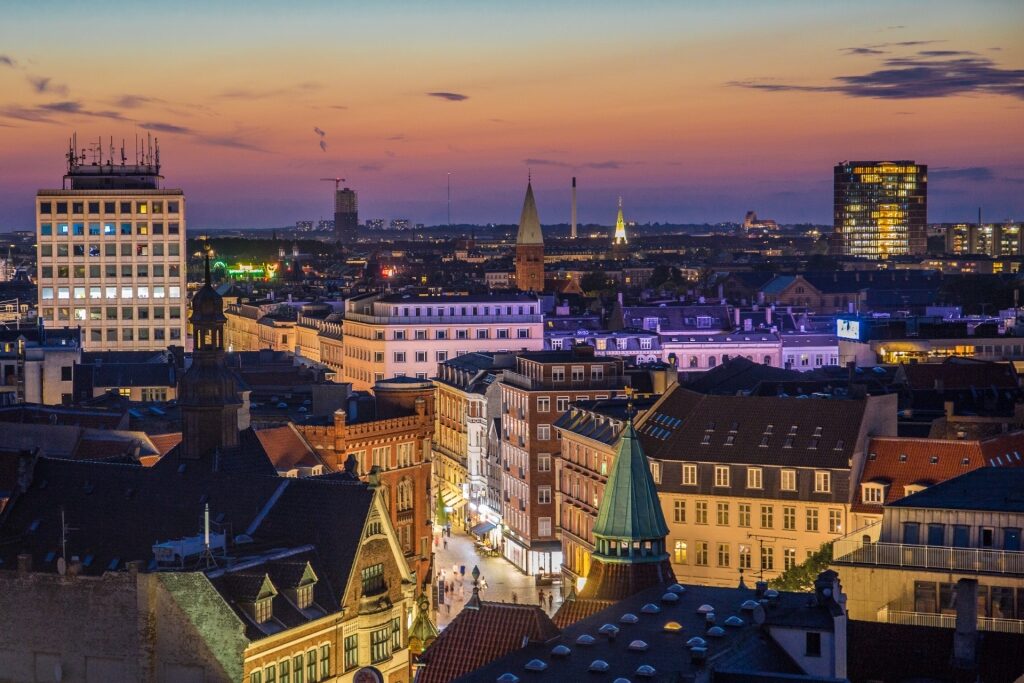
top-left (769, 541), bottom-right (833, 592)
top-left (580, 271), bottom-right (611, 293)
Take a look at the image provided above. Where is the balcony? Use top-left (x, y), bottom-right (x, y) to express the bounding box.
top-left (500, 370), bottom-right (630, 391)
top-left (833, 535), bottom-right (1024, 576)
top-left (878, 601), bottom-right (1024, 635)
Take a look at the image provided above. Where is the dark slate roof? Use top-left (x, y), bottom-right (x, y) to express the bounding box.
top-left (91, 362), bottom-right (176, 388)
top-left (618, 304), bottom-right (732, 332)
top-left (887, 466), bottom-right (1024, 513)
top-left (0, 450), bottom-right (373, 609)
top-left (0, 404), bottom-right (127, 430)
top-left (848, 620), bottom-right (1024, 683)
top-left (637, 386), bottom-right (868, 469)
top-left (553, 398), bottom-right (659, 446)
top-left (375, 292), bottom-right (539, 304)
top-left (683, 357), bottom-right (805, 396)
top-left (896, 357), bottom-right (1018, 391)
top-left (454, 583), bottom-right (830, 683)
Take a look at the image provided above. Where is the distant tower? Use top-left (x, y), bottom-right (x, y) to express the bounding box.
top-left (570, 176), bottom-right (578, 239)
top-left (178, 254), bottom-right (241, 460)
top-left (515, 180), bottom-right (545, 292)
top-left (334, 187), bottom-right (359, 244)
top-left (611, 196), bottom-right (629, 260)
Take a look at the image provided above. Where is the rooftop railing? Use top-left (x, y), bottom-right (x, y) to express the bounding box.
top-left (878, 602), bottom-right (1024, 634)
top-left (500, 370), bottom-right (630, 391)
top-left (834, 533), bottom-right (1024, 576)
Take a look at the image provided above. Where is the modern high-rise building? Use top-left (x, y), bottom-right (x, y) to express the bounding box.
top-left (36, 136), bottom-right (187, 350)
top-left (334, 186), bottom-right (358, 243)
top-left (833, 161), bottom-right (927, 258)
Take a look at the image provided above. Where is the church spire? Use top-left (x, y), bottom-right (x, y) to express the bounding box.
top-left (613, 196), bottom-right (628, 245)
top-left (516, 180), bottom-right (544, 246)
top-left (515, 179), bottom-right (545, 292)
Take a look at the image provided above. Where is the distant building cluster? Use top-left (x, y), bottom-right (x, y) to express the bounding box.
top-left (0, 141), bottom-right (1021, 681)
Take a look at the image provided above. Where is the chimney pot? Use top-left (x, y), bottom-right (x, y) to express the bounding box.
top-left (17, 553), bottom-right (32, 574)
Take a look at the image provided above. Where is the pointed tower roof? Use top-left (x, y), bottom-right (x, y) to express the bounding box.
top-left (516, 181), bottom-right (544, 246)
top-left (613, 196), bottom-right (628, 245)
top-left (593, 419), bottom-right (668, 542)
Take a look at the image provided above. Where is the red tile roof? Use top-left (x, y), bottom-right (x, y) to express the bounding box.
top-left (551, 596), bottom-right (616, 628)
top-left (254, 424), bottom-right (323, 471)
top-left (149, 432), bottom-right (182, 457)
top-left (853, 432), bottom-right (1024, 513)
top-left (418, 601), bottom-right (559, 683)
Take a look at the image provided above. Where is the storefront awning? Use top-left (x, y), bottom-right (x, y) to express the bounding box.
top-left (441, 490), bottom-right (467, 509)
top-left (470, 521), bottom-right (496, 537)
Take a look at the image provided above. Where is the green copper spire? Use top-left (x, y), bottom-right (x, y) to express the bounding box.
top-left (592, 419), bottom-right (669, 561)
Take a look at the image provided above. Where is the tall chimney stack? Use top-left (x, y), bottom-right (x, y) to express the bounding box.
top-left (571, 176), bottom-right (578, 239)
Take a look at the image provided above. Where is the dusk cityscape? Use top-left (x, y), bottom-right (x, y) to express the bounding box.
top-left (0, 2), bottom-right (1023, 682)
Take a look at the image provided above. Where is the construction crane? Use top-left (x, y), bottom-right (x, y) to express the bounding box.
top-left (320, 177), bottom-right (345, 190)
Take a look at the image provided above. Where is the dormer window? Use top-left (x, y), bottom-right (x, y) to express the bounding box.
top-left (254, 597), bottom-right (273, 623)
top-left (861, 483), bottom-right (886, 504)
top-left (296, 584), bottom-right (314, 609)
top-left (904, 484), bottom-right (927, 496)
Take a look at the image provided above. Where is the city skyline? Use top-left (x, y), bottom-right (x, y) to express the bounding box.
top-left (1, 1), bottom-right (1022, 229)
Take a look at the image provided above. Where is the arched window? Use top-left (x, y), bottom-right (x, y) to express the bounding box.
top-left (397, 478), bottom-right (414, 512)
top-left (707, 356), bottom-right (717, 368)
top-left (763, 355), bottom-right (772, 366)
top-left (689, 356), bottom-right (698, 368)
top-left (379, 483), bottom-right (391, 511)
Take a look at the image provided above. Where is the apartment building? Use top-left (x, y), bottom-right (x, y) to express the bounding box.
top-left (432, 353), bottom-right (514, 544)
top-left (36, 139), bottom-right (186, 350)
top-left (224, 300), bottom-right (300, 352)
top-left (294, 306), bottom-right (344, 373)
top-left (634, 384), bottom-right (896, 587)
top-left (341, 292), bottom-right (543, 391)
top-left (833, 467), bottom-right (1024, 633)
top-left (497, 346), bottom-right (631, 574)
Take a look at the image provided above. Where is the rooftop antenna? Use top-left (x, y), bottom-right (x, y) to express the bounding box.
top-left (108, 137), bottom-right (114, 166)
top-left (59, 506), bottom-right (78, 566)
top-left (447, 172), bottom-right (451, 227)
top-left (120, 139), bottom-right (127, 166)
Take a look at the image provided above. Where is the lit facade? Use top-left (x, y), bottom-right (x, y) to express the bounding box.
top-left (341, 292), bottom-right (543, 391)
top-left (945, 222), bottom-right (1023, 256)
top-left (36, 145), bottom-right (187, 351)
top-left (498, 348), bottom-right (631, 574)
top-left (833, 161), bottom-right (927, 259)
top-left (636, 385), bottom-right (897, 587)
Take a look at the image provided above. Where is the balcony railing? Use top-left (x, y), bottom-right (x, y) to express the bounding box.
top-left (834, 536), bottom-right (1024, 576)
top-left (878, 604), bottom-right (1024, 634)
top-left (501, 370), bottom-right (630, 391)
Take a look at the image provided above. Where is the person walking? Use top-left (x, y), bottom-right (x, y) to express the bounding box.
top-left (538, 588), bottom-right (545, 605)
top-left (443, 537), bottom-right (448, 550)
top-left (512, 592), bottom-right (518, 604)
top-left (548, 593), bottom-right (553, 611)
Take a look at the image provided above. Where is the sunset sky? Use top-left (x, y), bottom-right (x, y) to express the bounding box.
top-left (1, 0), bottom-right (1022, 230)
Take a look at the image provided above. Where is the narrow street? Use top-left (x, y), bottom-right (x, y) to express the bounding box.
top-left (432, 530), bottom-right (563, 630)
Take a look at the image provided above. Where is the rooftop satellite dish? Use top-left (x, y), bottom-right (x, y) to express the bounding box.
top-left (56, 557), bottom-right (66, 575)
